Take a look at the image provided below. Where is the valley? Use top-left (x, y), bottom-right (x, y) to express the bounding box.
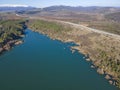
top-left (0, 5), bottom-right (120, 89)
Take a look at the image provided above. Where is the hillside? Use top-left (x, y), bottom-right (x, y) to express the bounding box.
top-left (0, 19), bottom-right (27, 54)
top-left (0, 6), bottom-right (35, 12)
top-left (43, 6), bottom-right (120, 13)
top-left (0, 5), bottom-right (120, 89)
top-left (28, 19), bottom-right (120, 88)
top-left (16, 6), bottom-right (120, 35)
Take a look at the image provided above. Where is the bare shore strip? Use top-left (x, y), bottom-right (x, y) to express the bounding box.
top-left (28, 18), bottom-right (120, 88)
top-left (0, 40), bottom-right (23, 54)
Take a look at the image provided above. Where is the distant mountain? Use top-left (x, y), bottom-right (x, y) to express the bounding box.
top-left (0, 4), bottom-right (35, 12)
top-left (42, 5), bottom-right (120, 13)
top-left (2, 5), bottom-right (120, 14)
top-left (0, 4), bottom-right (29, 7)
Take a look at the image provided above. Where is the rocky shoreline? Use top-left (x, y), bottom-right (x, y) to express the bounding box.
top-left (72, 45), bottom-right (118, 86)
top-left (35, 31), bottom-right (117, 86)
top-left (35, 30), bottom-right (118, 87)
top-left (0, 40), bottom-right (23, 54)
top-left (29, 19), bottom-right (120, 89)
top-left (70, 40), bottom-right (119, 87)
top-left (0, 20), bottom-right (27, 55)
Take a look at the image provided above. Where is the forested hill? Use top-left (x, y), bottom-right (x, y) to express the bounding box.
top-left (0, 20), bottom-right (27, 53)
top-left (42, 6), bottom-right (120, 13)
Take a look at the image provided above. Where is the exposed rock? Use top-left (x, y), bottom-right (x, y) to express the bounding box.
top-left (105, 75), bottom-right (111, 80)
top-left (7, 40), bottom-right (16, 46)
top-left (86, 58), bottom-right (90, 61)
top-left (71, 49), bottom-right (75, 53)
top-left (109, 80), bottom-right (113, 85)
top-left (3, 44), bottom-right (10, 50)
top-left (97, 68), bottom-right (104, 74)
top-left (113, 81), bottom-right (116, 86)
top-left (91, 65), bottom-right (95, 68)
top-left (15, 40), bottom-right (23, 45)
top-left (0, 40), bottom-right (23, 54)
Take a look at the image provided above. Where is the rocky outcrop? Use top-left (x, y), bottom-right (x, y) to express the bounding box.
top-left (0, 19), bottom-right (27, 54)
top-left (105, 75), bottom-right (111, 80)
top-left (97, 68), bottom-right (104, 75)
top-left (3, 44), bottom-right (11, 50)
top-left (91, 65), bottom-right (95, 68)
top-left (0, 48), bottom-right (4, 53)
top-left (0, 40), bottom-right (23, 54)
top-left (15, 40), bottom-right (23, 45)
top-left (109, 80), bottom-right (113, 85)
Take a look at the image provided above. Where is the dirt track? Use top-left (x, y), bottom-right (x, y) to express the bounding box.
top-left (18, 14), bottom-right (120, 40)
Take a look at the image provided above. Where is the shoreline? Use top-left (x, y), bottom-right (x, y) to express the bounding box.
top-left (28, 19), bottom-right (120, 88)
top-left (0, 40), bottom-right (23, 54)
top-left (0, 19), bottom-right (27, 55)
top-left (33, 29), bottom-right (118, 87)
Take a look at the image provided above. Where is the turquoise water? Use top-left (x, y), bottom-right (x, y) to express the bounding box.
top-left (0, 29), bottom-right (119, 90)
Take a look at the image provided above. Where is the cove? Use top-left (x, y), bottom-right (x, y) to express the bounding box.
top-left (0, 29), bottom-right (119, 90)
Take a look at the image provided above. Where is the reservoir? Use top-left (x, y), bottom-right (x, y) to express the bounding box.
top-left (0, 29), bottom-right (119, 90)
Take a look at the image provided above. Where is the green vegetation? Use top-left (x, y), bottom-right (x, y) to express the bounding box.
top-left (0, 6), bottom-right (120, 89)
top-left (29, 19), bottom-right (120, 88)
top-left (0, 19), bottom-right (27, 54)
top-left (96, 49), bottom-right (120, 86)
top-left (0, 20), bottom-right (26, 44)
top-left (29, 20), bottom-right (72, 41)
top-left (29, 20), bottom-right (71, 32)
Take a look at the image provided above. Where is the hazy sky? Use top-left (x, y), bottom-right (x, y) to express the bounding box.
top-left (0, 0), bottom-right (120, 7)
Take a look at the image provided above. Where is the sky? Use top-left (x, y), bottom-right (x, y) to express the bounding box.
top-left (0, 0), bottom-right (120, 7)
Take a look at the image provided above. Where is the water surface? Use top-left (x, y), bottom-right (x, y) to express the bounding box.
top-left (0, 29), bottom-right (118, 90)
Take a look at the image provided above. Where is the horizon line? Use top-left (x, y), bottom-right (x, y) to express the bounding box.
top-left (0, 4), bottom-right (119, 8)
